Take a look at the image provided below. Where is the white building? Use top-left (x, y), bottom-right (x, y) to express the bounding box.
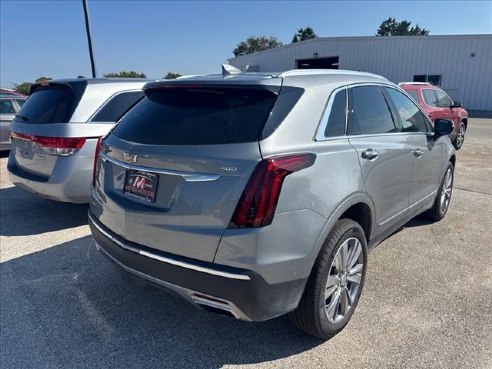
top-left (228, 34), bottom-right (492, 111)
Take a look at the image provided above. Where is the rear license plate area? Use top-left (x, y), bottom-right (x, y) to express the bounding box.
top-left (123, 169), bottom-right (159, 203)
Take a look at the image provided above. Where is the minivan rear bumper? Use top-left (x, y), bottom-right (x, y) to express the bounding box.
top-left (7, 139), bottom-right (97, 203)
top-left (88, 211), bottom-right (307, 322)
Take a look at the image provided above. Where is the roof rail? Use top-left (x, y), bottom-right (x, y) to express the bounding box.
top-left (279, 69), bottom-right (387, 79)
top-left (398, 82), bottom-right (431, 86)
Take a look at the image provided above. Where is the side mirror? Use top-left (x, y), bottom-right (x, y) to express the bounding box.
top-left (434, 119), bottom-right (454, 137)
top-left (451, 100), bottom-right (462, 108)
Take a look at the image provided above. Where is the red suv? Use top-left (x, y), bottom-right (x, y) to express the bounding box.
top-left (399, 83), bottom-right (468, 149)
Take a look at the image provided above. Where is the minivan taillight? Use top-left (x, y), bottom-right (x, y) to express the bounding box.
top-left (10, 132), bottom-right (86, 156)
top-left (92, 137), bottom-right (103, 187)
top-left (228, 153), bottom-right (316, 228)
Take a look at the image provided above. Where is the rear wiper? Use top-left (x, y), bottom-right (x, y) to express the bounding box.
top-left (15, 114), bottom-right (29, 122)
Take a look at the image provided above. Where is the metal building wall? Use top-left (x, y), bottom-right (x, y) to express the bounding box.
top-left (228, 35), bottom-right (492, 110)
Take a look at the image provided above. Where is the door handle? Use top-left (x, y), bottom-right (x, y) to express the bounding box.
top-left (361, 148), bottom-right (380, 160)
top-left (412, 148), bottom-right (423, 157)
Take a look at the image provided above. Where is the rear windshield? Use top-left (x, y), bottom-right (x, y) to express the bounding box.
top-left (16, 82), bottom-right (86, 124)
top-left (112, 87), bottom-right (278, 145)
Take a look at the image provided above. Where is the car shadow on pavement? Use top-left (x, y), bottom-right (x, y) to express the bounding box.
top-left (0, 186), bottom-right (89, 236)
top-left (0, 236), bottom-right (322, 369)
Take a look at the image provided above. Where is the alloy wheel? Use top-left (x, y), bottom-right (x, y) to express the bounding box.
top-left (324, 237), bottom-right (364, 324)
top-left (456, 125), bottom-right (465, 148)
top-left (440, 168), bottom-right (453, 214)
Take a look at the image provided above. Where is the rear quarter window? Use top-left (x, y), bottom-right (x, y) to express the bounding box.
top-left (323, 88), bottom-right (346, 137)
top-left (112, 87), bottom-right (278, 145)
top-left (91, 91), bottom-right (144, 122)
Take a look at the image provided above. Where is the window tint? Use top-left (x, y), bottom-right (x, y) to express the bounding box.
top-left (91, 91), bottom-right (144, 122)
top-left (323, 89), bottom-right (346, 137)
top-left (435, 90), bottom-right (452, 108)
top-left (16, 82), bottom-right (86, 124)
top-left (385, 87), bottom-right (430, 133)
top-left (347, 86), bottom-right (397, 135)
top-left (112, 87), bottom-right (277, 145)
top-left (15, 99), bottom-right (25, 108)
top-left (0, 100), bottom-right (15, 114)
top-left (422, 89), bottom-right (439, 107)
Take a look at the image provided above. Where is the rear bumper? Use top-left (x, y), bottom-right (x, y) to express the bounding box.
top-left (7, 142), bottom-right (97, 203)
top-left (88, 211), bottom-right (307, 321)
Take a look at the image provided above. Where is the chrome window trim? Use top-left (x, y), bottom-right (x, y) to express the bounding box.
top-left (89, 213), bottom-right (251, 281)
top-left (100, 152), bottom-right (221, 182)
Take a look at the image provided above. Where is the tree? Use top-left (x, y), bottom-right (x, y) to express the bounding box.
top-left (292, 27), bottom-right (318, 43)
top-left (35, 76), bottom-right (52, 83)
top-left (376, 17), bottom-right (430, 36)
top-left (104, 71), bottom-right (147, 78)
top-left (233, 36), bottom-right (283, 57)
top-left (13, 82), bottom-right (32, 95)
top-left (163, 72), bottom-right (182, 79)
top-left (12, 76), bottom-right (53, 95)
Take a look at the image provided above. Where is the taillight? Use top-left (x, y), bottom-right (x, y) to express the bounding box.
top-left (229, 153), bottom-right (316, 228)
top-left (92, 137), bottom-right (103, 187)
top-left (10, 132), bottom-right (86, 156)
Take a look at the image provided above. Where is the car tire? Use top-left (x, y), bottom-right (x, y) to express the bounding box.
top-left (424, 162), bottom-right (454, 222)
top-left (289, 219), bottom-right (367, 340)
top-left (453, 122), bottom-right (466, 150)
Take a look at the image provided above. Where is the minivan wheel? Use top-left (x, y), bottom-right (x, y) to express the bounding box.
top-left (424, 162), bottom-right (454, 222)
top-left (454, 122), bottom-right (466, 150)
top-left (289, 219), bottom-right (367, 340)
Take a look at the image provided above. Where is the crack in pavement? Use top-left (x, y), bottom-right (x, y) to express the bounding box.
top-left (454, 187), bottom-right (492, 196)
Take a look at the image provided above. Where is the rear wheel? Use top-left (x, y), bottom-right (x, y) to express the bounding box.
top-left (454, 122), bottom-right (466, 150)
top-left (289, 219), bottom-right (367, 339)
top-left (424, 162), bottom-right (454, 221)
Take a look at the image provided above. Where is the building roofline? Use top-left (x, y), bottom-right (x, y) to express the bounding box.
top-left (228, 33), bottom-right (492, 61)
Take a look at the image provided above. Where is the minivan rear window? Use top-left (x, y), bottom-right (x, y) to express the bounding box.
top-left (112, 87), bottom-right (278, 145)
top-left (16, 82), bottom-right (86, 124)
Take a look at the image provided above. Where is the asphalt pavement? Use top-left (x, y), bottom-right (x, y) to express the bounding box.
top-left (1, 119), bottom-right (491, 369)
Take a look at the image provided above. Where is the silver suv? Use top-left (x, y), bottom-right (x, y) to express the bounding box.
top-left (88, 69), bottom-right (455, 339)
top-left (8, 78), bottom-right (149, 203)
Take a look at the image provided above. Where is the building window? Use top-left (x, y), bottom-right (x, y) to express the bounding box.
top-left (413, 74), bottom-right (442, 86)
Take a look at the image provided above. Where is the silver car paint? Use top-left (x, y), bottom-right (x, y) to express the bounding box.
top-left (91, 71), bottom-right (455, 288)
top-left (8, 79), bottom-right (149, 203)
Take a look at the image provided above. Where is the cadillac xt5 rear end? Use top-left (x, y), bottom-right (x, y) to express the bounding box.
top-left (89, 69), bottom-right (456, 339)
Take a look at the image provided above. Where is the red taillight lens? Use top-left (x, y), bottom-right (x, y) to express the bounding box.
top-left (92, 137), bottom-right (103, 187)
top-left (10, 132), bottom-right (86, 156)
top-left (229, 153), bottom-right (316, 228)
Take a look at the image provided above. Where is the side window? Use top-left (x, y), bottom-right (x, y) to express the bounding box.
top-left (422, 89), bottom-right (439, 107)
top-left (435, 90), bottom-right (452, 108)
top-left (91, 91), bottom-right (144, 122)
top-left (384, 87), bottom-right (430, 133)
top-left (0, 100), bottom-right (16, 114)
top-left (405, 90), bottom-right (419, 104)
top-left (347, 86), bottom-right (397, 135)
top-left (323, 89), bottom-right (346, 137)
top-left (15, 99), bottom-right (26, 108)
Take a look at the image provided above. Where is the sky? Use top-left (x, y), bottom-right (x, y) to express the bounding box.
top-left (1, 0), bottom-right (491, 86)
